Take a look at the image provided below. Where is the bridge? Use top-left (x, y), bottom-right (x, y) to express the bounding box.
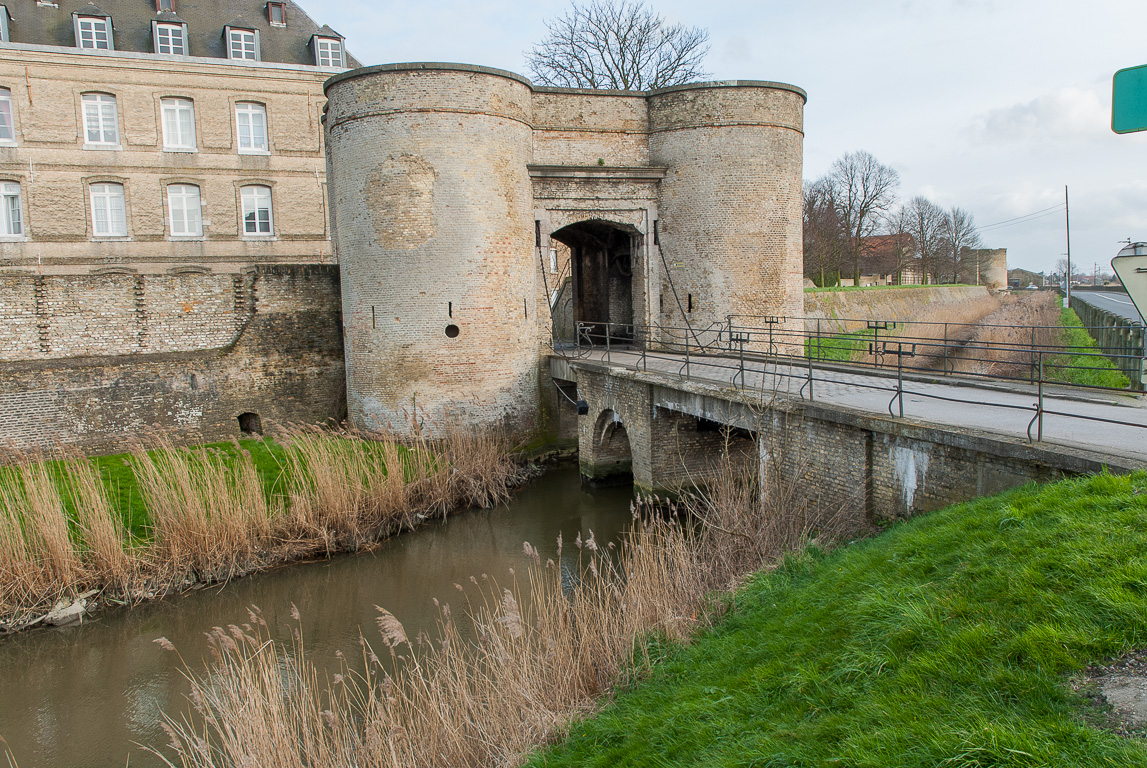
top-left (550, 318), bottom-right (1147, 523)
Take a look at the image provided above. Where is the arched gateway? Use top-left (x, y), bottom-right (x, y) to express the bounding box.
top-left (324, 63), bottom-right (806, 437)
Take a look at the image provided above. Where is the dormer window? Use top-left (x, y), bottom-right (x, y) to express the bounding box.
top-left (267, 2), bottom-right (286, 27)
top-left (226, 26), bottom-right (259, 61)
top-left (313, 37), bottom-right (344, 68)
top-left (0, 6), bottom-right (10, 42)
top-left (153, 21), bottom-right (187, 55)
top-left (75, 14), bottom-right (114, 50)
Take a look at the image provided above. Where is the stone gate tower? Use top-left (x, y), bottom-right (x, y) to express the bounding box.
top-left (324, 63), bottom-right (805, 436)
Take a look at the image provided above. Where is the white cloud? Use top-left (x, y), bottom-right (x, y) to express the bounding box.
top-left (968, 85), bottom-right (1109, 144)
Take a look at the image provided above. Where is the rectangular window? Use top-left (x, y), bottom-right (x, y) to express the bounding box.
top-left (167, 184), bottom-right (202, 237)
top-left (228, 28), bottom-right (258, 60)
top-left (268, 2), bottom-right (286, 26)
top-left (82, 93), bottom-right (119, 146)
top-left (76, 16), bottom-right (111, 50)
top-left (0, 88), bottom-right (14, 144)
top-left (161, 98), bottom-right (196, 150)
top-left (0, 7), bottom-right (10, 43)
top-left (156, 0), bottom-right (174, 11)
top-left (315, 38), bottom-right (344, 68)
top-left (155, 23), bottom-right (185, 55)
top-left (90, 183), bottom-right (127, 237)
top-left (235, 102), bottom-right (268, 153)
top-left (0, 182), bottom-right (22, 236)
top-left (241, 186), bottom-right (272, 235)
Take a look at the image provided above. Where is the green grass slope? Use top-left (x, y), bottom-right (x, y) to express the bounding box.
top-left (530, 472), bottom-right (1147, 767)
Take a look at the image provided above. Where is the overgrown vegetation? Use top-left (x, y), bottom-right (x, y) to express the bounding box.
top-left (1048, 307), bottom-right (1132, 388)
top-left (0, 427), bottom-right (520, 630)
top-left (149, 456), bottom-right (851, 768)
top-left (531, 471), bottom-right (1147, 767)
top-left (804, 283), bottom-right (976, 292)
top-left (952, 293), bottom-right (1132, 388)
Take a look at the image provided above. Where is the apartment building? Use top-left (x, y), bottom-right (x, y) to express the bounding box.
top-left (0, 0), bottom-right (356, 274)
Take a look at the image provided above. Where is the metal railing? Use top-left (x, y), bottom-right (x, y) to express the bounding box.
top-left (561, 316), bottom-right (1147, 447)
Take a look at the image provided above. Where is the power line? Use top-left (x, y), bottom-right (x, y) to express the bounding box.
top-left (977, 202), bottom-right (1065, 229)
top-left (979, 206), bottom-right (1067, 233)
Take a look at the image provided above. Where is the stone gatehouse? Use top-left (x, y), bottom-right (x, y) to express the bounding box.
top-left (324, 63), bottom-right (806, 436)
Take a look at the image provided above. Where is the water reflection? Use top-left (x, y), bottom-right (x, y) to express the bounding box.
top-left (0, 466), bottom-right (633, 768)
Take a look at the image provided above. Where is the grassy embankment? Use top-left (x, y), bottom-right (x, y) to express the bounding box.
top-left (0, 428), bottom-right (519, 628)
top-left (1047, 307), bottom-right (1131, 389)
top-left (532, 471), bottom-right (1147, 767)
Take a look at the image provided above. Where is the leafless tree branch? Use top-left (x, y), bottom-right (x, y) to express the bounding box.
top-left (526, 0), bottom-right (710, 90)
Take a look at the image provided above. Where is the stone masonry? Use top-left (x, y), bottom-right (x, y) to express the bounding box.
top-left (324, 63), bottom-right (806, 437)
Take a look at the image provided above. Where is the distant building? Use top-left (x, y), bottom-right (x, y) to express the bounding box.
top-left (1007, 268), bottom-right (1047, 289)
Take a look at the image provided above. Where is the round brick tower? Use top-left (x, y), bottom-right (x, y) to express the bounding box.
top-left (324, 63), bottom-right (539, 435)
top-left (647, 82), bottom-right (806, 343)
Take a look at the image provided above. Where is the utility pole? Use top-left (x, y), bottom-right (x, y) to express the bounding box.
top-left (1064, 185), bottom-right (1072, 308)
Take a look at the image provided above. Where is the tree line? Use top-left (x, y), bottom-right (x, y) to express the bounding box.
top-left (804, 150), bottom-right (984, 287)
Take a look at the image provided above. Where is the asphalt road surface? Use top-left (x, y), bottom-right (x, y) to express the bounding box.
top-left (1074, 291), bottom-right (1145, 324)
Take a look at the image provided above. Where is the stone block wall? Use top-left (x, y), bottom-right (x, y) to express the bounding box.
top-left (0, 265), bottom-right (344, 453)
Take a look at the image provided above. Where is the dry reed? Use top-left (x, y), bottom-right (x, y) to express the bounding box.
top-left (949, 292), bottom-right (1060, 377)
top-left (153, 447), bottom-right (853, 768)
top-left (0, 426), bottom-right (521, 631)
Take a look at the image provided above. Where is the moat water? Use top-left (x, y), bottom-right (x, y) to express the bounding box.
top-left (0, 466), bottom-right (635, 768)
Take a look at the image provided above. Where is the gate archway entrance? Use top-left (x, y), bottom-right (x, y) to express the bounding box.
top-left (552, 220), bottom-right (636, 341)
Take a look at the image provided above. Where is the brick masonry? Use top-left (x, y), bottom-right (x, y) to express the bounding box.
top-left (0, 265), bottom-right (345, 452)
top-left (324, 64), bottom-right (807, 437)
top-left (559, 357), bottom-right (1130, 514)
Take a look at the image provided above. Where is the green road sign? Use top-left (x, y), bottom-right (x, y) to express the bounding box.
top-left (1113, 64), bottom-right (1147, 134)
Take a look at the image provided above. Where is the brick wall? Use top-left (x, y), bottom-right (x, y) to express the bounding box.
top-left (0, 265), bottom-right (344, 452)
top-left (0, 270), bottom-right (253, 360)
top-left (561, 359), bottom-right (1125, 514)
top-left (325, 65), bottom-right (544, 437)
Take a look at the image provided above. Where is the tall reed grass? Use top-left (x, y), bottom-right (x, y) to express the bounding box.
top-left (152, 452), bottom-right (852, 768)
top-left (0, 426), bottom-right (520, 630)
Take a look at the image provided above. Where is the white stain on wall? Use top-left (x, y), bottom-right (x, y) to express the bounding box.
top-left (891, 445), bottom-right (930, 511)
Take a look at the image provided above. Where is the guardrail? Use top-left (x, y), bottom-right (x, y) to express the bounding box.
top-left (559, 317), bottom-right (1147, 446)
top-left (1069, 295), bottom-right (1146, 389)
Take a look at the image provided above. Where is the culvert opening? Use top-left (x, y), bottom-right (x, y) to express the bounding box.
top-left (237, 412), bottom-right (263, 435)
top-left (445, 324), bottom-right (460, 338)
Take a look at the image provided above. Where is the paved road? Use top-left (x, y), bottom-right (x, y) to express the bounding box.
top-left (572, 348), bottom-right (1147, 466)
top-left (1074, 291), bottom-right (1145, 324)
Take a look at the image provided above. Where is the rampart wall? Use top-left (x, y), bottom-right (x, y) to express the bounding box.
top-left (803, 285), bottom-right (995, 335)
top-left (0, 265), bottom-right (344, 453)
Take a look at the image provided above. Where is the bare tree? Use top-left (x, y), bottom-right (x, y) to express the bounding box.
top-left (803, 178), bottom-right (847, 286)
top-left (882, 205), bottom-right (915, 284)
top-left (526, 0), bottom-right (710, 90)
top-left (903, 196), bottom-right (946, 283)
top-left (826, 151), bottom-right (900, 285)
top-left (941, 206), bottom-right (982, 284)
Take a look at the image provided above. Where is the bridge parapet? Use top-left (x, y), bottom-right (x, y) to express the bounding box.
top-left (554, 355), bottom-right (1139, 519)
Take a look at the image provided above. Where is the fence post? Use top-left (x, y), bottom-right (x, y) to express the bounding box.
top-left (606, 322), bottom-right (611, 364)
top-left (1038, 352), bottom-right (1044, 441)
top-left (807, 349), bottom-right (814, 401)
top-left (1029, 326), bottom-right (1036, 384)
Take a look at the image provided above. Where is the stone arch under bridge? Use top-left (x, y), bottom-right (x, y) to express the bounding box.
top-left (574, 368), bottom-right (758, 492)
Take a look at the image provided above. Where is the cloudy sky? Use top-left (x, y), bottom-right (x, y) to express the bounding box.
top-left (310, 0), bottom-right (1147, 275)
